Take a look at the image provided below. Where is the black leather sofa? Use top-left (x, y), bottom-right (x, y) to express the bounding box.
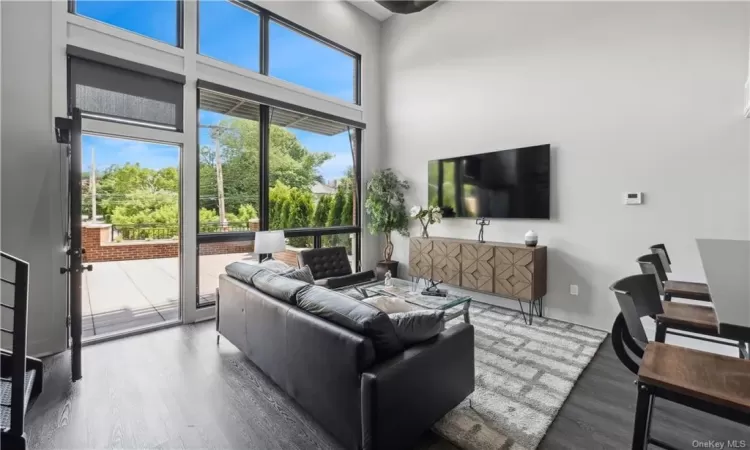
top-left (297, 246), bottom-right (376, 289)
top-left (217, 264), bottom-right (475, 450)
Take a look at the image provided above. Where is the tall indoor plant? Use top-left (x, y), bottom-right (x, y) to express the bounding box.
top-left (365, 169), bottom-right (409, 278)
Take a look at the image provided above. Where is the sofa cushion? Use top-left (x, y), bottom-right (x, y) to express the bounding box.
top-left (282, 265), bottom-right (315, 284)
top-left (225, 262), bottom-right (268, 287)
top-left (389, 310), bottom-right (445, 346)
top-left (253, 271), bottom-right (311, 305)
top-left (260, 259), bottom-right (295, 274)
top-left (296, 286), bottom-right (403, 359)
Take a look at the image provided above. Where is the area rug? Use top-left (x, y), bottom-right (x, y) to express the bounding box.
top-left (435, 303), bottom-right (607, 450)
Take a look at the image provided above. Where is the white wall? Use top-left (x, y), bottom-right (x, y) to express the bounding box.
top-left (1, 1), bottom-right (68, 355)
top-left (382, 2), bottom-right (750, 330)
top-left (1, 0), bottom-right (383, 356)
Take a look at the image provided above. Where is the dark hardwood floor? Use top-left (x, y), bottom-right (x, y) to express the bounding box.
top-left (26, 322), bottom-right (747, 450)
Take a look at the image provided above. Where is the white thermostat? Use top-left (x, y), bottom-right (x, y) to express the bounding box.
top-left (624, 192), bottom-right (643, 205)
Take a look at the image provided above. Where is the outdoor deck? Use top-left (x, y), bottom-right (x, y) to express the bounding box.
top-left (82, 253), bottom-right (258, 339)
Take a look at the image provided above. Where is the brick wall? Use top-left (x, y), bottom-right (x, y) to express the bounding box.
top-left (83, 222), bottom-right (263, 263)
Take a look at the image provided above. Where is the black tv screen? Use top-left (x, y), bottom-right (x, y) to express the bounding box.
top-left (428, 145), bottom-right (550, 219)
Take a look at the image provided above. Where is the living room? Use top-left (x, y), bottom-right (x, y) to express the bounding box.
top-left (1, 1), bottom-right (749, 450)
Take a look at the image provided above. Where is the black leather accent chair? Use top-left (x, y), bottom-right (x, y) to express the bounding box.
top-left (298, 246), bottom-right (376, 289)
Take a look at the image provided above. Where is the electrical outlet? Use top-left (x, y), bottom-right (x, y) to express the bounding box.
top-left (570, 284), bottom-right (579, 296)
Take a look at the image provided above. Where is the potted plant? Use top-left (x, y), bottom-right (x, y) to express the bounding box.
top-left (410, 205), bottom-right (442, 238)
top-left (365, 169), bottom-right (410, 279)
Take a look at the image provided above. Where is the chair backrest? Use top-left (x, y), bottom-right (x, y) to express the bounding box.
top-left (610, 274), bottom-right (664, 344)
top-left (650, 243), bottom-right (672, 273)
top-left (297, 247), bottom-right (353, 280)
top-left (636, 253), bottom-right (668, 295)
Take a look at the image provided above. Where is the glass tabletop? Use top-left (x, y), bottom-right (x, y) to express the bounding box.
top-left (347, 278), bottom-right (471, 311)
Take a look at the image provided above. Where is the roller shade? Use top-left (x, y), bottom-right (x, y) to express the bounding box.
top-left (69, 51), bottom-right (184, 131)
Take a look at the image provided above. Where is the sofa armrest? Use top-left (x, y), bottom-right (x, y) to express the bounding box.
top-left (360, 323), bottom-right (474, 450)
top-left (319, 270), bottom-right (376, 290)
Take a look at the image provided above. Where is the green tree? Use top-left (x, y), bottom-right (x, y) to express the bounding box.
top-left (269, 182), bottom-right (293, 230)
top-left (313, 195), bottom-right (333, 228)
top-left (199, 118), bottom-right (333, 218)
top-left (236, 203), bottom-right (258, 223)
top-left (327, 186), bottom-right (346, 228)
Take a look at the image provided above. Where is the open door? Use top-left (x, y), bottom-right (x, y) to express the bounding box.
top-left (56, 108), bottom-right (85, 381)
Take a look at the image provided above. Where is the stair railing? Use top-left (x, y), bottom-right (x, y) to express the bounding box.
top-left (1, 251), bottom-right (30, 438)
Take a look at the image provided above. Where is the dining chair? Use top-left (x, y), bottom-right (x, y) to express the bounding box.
top-left (610, 274), bottom-right (750, 450)
top-left (644, 245), bottom-right (711, 302)
top-left (636, 255), bottom-right (748, 357)
top-left (649, 244), bottom-right (672, 273)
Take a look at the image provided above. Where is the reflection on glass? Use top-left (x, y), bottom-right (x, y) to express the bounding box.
top-left (427, 146), bottom-right (550, 219)
top-left (269, 20), bottom-right (356, 102)
top-left (199, 0), bottom-right (260, 72)
top-left (75, 1), bottom-right (179, 46)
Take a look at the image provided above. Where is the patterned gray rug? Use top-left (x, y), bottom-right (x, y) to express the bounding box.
top-left (436, 302), bottom-right (607, 450)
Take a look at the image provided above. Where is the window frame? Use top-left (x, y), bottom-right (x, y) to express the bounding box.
top-left (68, 0), bottom-right (185, 49)
top-left (198, 0), bottom-right (362, 105)
top-left (195, 83), bottom-right (363, 308)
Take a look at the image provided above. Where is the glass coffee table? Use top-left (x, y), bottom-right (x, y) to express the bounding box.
top-left (342, 278), bottom-right (472, 323)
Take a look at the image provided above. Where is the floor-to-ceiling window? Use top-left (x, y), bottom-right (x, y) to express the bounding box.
top-left (195, 84), bottom-right (364, 307)
top-left (67, 0), bottom-right (365, 320)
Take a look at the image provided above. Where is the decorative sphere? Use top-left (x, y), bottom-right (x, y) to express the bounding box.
top-left (525, 230), bottom-right (538, 247)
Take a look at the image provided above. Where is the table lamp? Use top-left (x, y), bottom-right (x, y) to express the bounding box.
top-left (254, 230), bottom-right (286, 261)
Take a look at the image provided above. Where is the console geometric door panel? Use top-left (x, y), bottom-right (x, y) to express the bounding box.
top-left (495, 247), bottom-right (534, 300)
top-left (460, 243), bottom-right (494, 293)
top-left (408, 237), bottom-right (547, 302)
top-left (430, 240), bottom-right (460, 285)
top-left (408, 238), bottom-right (432, 279)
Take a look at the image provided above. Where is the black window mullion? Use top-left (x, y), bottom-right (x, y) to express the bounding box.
top-left (259, 104), bottom-right (270, 231)
top-left (177, 0), bottom-right (184, 49)
top-left (260, 11), bottom-right (269, 75)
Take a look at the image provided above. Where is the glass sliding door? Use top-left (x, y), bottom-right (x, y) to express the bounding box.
top-left (79, 133), bottom-right (182, 341)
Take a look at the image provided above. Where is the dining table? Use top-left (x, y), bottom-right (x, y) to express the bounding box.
top-left (696, 238), bottom-right (750, 359)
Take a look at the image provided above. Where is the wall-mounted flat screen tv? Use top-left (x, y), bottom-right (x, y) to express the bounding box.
top-left (428, 144), bottom-right (550, 219)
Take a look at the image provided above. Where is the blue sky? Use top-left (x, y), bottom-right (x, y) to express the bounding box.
top-left (77, 0), bottom-right (354, 182)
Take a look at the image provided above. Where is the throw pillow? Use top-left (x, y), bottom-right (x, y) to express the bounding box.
top-left (282, 265), bottom-right (315, 284)
top-left (225, 262), bottom-right (268, 286)
top-left (252, 271), bottom-right (310, 305)
top-left (389, 310), bottom-right (445, 346)
top-left (362, 295), bottom-right (420, 314)
top-left (296, 286), bottom-right (403, 360)
top-left (259, 259), bottom-right (294, 275)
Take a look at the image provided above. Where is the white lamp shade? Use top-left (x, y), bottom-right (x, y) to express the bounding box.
top-left (254, 230), bottom-right (286, 254)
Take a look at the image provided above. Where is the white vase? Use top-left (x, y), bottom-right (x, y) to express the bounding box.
top-left (525, 230), bottom-right (538, 247)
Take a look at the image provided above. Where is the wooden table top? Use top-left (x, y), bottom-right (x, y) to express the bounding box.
top-left (696, 239), bottom-right (750, 342)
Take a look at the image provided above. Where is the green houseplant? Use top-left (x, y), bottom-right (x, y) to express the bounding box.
top-left (365, 169), bottom-right (410, 278)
